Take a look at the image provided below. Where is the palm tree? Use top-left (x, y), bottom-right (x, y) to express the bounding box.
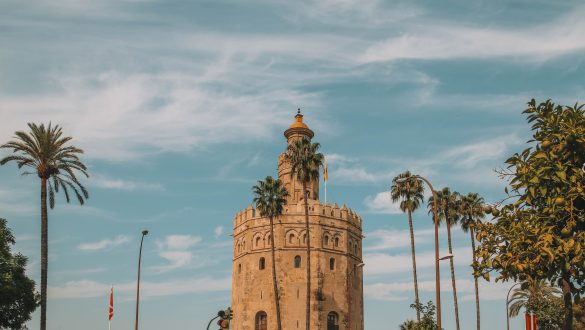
top-left (459, 192), bottom-right (486, 330)
top-left (399, 320), bottom-right (418, 330)
top-left (284, 137), bottom-right (323, 330)
top-left (391, 171), bottom-right (425, 322)
top-left (428, 187), bottom-right (461, 330)
top-left (509, 280), bottom-right (562, 317)
top-left (252, 176), bottom-right (289, 330)
top-left (0, 123), bottom-right (89, 330)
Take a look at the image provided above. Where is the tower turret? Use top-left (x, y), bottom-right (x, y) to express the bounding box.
top-left (278, 110), bottom-right (319, 204)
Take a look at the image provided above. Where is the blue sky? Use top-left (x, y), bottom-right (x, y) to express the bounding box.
top-left (1, 0), bottom-right (584, 329)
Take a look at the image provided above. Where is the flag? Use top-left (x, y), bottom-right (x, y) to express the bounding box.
top-left (108, 287), bottom-right (114, 321)
top-left (323, 157), bottom-right (328, 182)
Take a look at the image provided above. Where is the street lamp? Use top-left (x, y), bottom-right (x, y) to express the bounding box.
top-left (134, 229), bottom-right (149, 330)
top-left (346, 262), bottom-right (365, 330)
top-left (506, 282), bottom-right (521, 330)
top-left (396, 175), bottom-right (442, 328)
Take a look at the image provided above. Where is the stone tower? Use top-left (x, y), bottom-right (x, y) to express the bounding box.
top-left (231, 112), bottom-right (364, 330)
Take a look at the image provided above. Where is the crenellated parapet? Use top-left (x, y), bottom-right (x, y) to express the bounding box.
top-left (233, 199), bottom-right (362, 229)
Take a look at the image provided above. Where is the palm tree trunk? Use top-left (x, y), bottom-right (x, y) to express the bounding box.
top-left (407, 209), bottom-right (421, 322)
top-left (303, 183), bottom-right (311, 330)
top-left (446, 217), bottom-right (461, 330)
top-left (561, 272), bottom-right (573, 330)
top-left (269, 216), bottom-right (283, 330)
top-left (470, 226), bottom-right (480, 330)
top-left (40, 177), bottom-right (48, 330)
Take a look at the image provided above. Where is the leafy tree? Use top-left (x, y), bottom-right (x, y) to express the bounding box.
top-left (459, 192), bottom-right (486, 330)
top-left (428, 187), bottom-right (461, 330)
top-left (252, 176), bottom-right (289, 330)
top-left (0, 123), bottom-right (89, 330)
top-left (508, 280), bottom-right (563, 330)
top-left (475, 99), bottom-right (585, 330)
top-left (284, 137), bottom-right (323, 330)
top-left (391, 171), bottom-right (425, 322)
top-left (399, 301), bottom-right (443, 330)
top-left (574, 300), bottom-right (585, 329)
top-left (0, 218), bottom-right (39, 329)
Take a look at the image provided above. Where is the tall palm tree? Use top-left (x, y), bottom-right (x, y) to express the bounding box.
top-left (428, 187), bottom-right (461, 330)
top-left (391, 171), bottom-right (425, 322)
top-left (459, 192), bottom-right (486, 330)
top-left (252, 176), bottom-right (289, 330)
top-left (0, 123), bottom-right (89, 330)
top-left (508, 280), bottom-right (562, 317)
top-left (284, 137), bottom-right (323, 330)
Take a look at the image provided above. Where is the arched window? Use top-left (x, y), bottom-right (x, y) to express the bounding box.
top-left (255, 236), bottom-right (262, 248)
top-left (266, 234), bottom-right (272, 246)
top-left (294, 255), bottom-right (301, 268)
top-left (302, 233), bottom-right (307, 244)
top-left (324, 235), bottom-right (330, 246)
top-left (327, 312), bottom-right (339, 330)
top-left (334, 237), bottom-right (339, 248)
top-left (238, 264), bottom-right (242, 273)
top-left (255, 311), bottom-right (267, 330)
top-left (288, 232), bottom-right (296, 245)
top-left (259, 257), bottom-right (265, 270)
top-left (329, 258), bottom-right (335, 271)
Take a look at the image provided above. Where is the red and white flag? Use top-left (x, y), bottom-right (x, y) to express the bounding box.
top-left (108, 287), bottom-right (114, 321)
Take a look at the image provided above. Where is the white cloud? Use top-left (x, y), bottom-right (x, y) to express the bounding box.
top-left (78, 235), bottom-right (131, 251)
top-left (89, 174), bottom-right (164, 191)
top-left (363, 191), bottom-right (402, 214)
top-left (214, 226), bottom-right (224, 238)
top-left (48, 276), bottom-right (231, 299)
top-left (365, 278), bottom-right (515, 302)
top-left (156, 235), bottom-right (201, 250)
top-left (153, 235), bottom-right (202, 273)
top-left (360, 7), bottom-right (585, 63)
top-left (0, 72), bottom-right (322, 161)
top-left (442, 134), bottom-right (523, 169)
top-left (364, 228), bottom-right (434, 251)
top-left (364, 247), bottom-right (472, 276)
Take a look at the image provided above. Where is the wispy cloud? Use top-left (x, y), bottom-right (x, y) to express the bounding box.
top-left (214, 226), bottom-right (224, 238)
top-left (364, 247), bottom-right (471, 276)
top-left (153, 235), bottom-right (202, 273)
top-left (48, 276), bottom-right (231, 299)
top-left (365, 278), bottom-right (512, 301)
top-left (89, 174), bottom-right (164, 191)
top-left (364, 228), bottom-right (434, 251)
top-left (78, 235), bottom-right (131, 251)
top-left (360, 7), bottom-right (585, 63)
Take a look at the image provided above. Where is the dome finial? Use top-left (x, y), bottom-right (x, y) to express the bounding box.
top-left (297, 108), bottom-right (301, 115)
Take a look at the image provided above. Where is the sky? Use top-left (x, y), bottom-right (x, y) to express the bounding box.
top-left (1, 0), bottom-right (584, 329)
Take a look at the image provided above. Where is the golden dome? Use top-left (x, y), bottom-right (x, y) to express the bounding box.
top-left (289, 109), bottom-right (309, 129)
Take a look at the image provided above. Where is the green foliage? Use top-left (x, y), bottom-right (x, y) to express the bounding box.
top-left (284, 137), bottom-right (323, 187)
top-left (252, 176), bottom-right (289, 219)
top-left (0, 123), bottom-right (89, 208)
top-left (475, 99), bottom-right (585, 328)
top-left (399, 301), bottom-right (442, 330)
top-left (0, 218), bottom-right (39, 329)
top-left (574, 300), bottom-right (585, 329)
top-left (459, 192), bottom-right (486, 233)
top-left (391, 171), bottom-right (425, 213)
top-left (508, 280), bottom-right (564, 329)
top-left (427, 187), bottom-right (461, 227)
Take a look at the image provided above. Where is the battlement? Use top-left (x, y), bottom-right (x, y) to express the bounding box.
top-left (233, 199), bottom-right (362, 228)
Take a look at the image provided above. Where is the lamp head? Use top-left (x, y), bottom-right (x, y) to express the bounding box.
top-left (357, 262), bottom-right (365, 268)
top-left (142, 230), bottom-right (149, 236)
top-left (439, 253), bottom-right (453, 261)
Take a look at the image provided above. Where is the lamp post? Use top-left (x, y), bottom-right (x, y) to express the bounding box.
top-left (396, 175), bottom-right (442, 328)
top-left (346, 262), bottom-right (365, 330)
top-left (506, 283), bottom-right (521, 330)
top-left (134, 230), bottom-right (149, 330)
